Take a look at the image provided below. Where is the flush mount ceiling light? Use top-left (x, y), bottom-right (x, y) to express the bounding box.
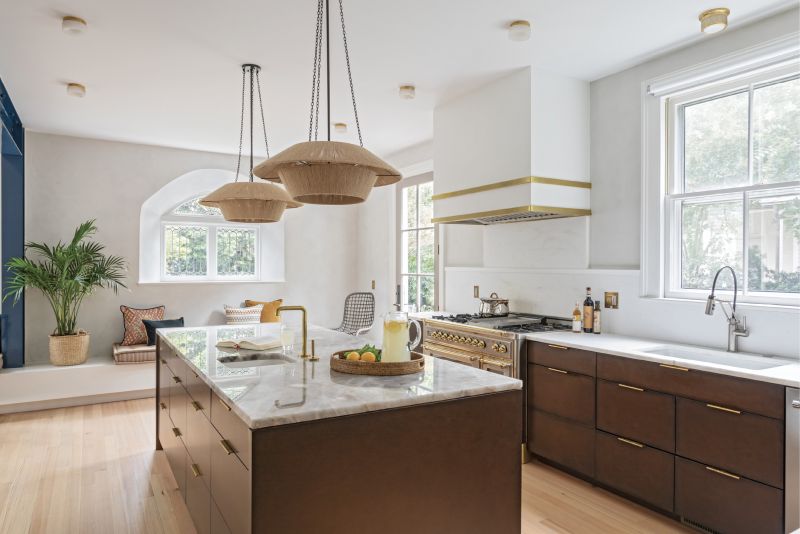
top-left (62, 15), bottom-right (87, 34)
top-left (399, 84), bottom-right (415, 100)
top-left (508, 20), bottom-right (531, 41)
top-left (334, 122), bottom-right (347, 133)
top-left (66, 82), bottom-right (86, 97)
top-left (200, 65), bottom-right (301, 223)
top-left (253, 0), bottom-right (401, 205)
top-left (699, 8), bottom-right (730, 34)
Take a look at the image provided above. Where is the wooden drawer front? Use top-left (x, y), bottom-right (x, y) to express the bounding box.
top-left (595, 431), bottom-right (674, 512)
top-left (186, 400), bottom-right (212, 481)
top-left (530, 342), bottom-right (596, 376)
top-left (676, 397), bottom-right (784, 488)
top-left (158, 358), bottom-right (171, 414)
top-left (186, 455), bottom-right (211, 534)
top-left (161, 418), bottom-right (186, 498)
top-left (210, 427), bottom-right (251, 534)
top-left (186, 369), bottom-right (211, 412)
top-left (597, 354), bottom-right (784, 419)
top-left (529, 409), bottom-right (594, 478)
top-left (597, 379), bottom-right (675, 452)
top-left (530, 364), bottom-right (595, 426)
top-left (169, 380), bottom-right (188, 443)
top-left (210, 391), bottom-right (251, 469)
top-left (675, 457), bottom-right (783, 534)
top-left (161, 340), bottom-right (179, 370)
top-left (210, 499), bottom-right (231, 534)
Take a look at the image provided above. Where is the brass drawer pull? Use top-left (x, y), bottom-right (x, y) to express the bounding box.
top-left (617, 437), bottom-right (644, 448)
top-left (191, 400), bottom-right (203, 411)
top-left (547, 344), bottom-right (568, 350)
top-left (218, 397), bottom-right (232, 411)
top-left (171, 376), bottom-right (182, 383)
top-left (190, 464), bottom-right (201, 478)
top-left (618, 383), bottom-right (644, 392)
top-left (219, 439), bottom-right (235, 455)
top-left (171, 427), bottom-right (182, 438)
top-left (546, 367), bottom-right (568, 374)
top-left (659, 363), bottom-right (689, 372)
top-left (159, 402), bottom-right (167, 410)
top-left (706, 403), bottom-right (741, 415)
top-left (160, 359), bottom-right (166, 365)
top-left (706, 466), bottom-right (740, 480)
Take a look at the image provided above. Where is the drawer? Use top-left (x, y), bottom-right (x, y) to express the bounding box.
top-left (597, 354), bottom-right (784, 419)
top-left (529, 342), bottom-right (595, 376)
top-left (210, 426), bottom-right (251, 534)
top-left (186, 455), bottom-right (211, 534)
top-left (675, 456), bottom-right (783, 534)
top-left (529, 409), bottom-right (594, 478)
top-left (169, 378), bottom-right (188, 442)
top-left (676, 397), bottom-right (784, 488)
top-left (186, 369), bottom-right (212, 412)
top-left (530, 364), bottom-right (595, 426)
top-left (597, 378), bottom-right (675, 452)
top-left (160, 418), bottom-right (186, 498)
top-left (210, 499), bottom-right (232, 534)
top-left (595, 430), bottom-right (674, 512)
top-left (185, 399), bottom-right (213, 480)
top-left (210, 391), bottom-right (252, 469)
top-left (158, 357), bottom-right (171, 415)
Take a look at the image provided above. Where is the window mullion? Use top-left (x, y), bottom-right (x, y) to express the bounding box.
top-left (209, 225), bottom-right (217, 281)
top-left (742, 191), bottom-right (750, 296)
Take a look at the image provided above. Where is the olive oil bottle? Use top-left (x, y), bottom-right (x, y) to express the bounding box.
top-left (593, 301), bottom-right (602, 334)
top-left (582, 287), bottom-right (594, 333)
top-left (572, 302), bottom-right (582, 333)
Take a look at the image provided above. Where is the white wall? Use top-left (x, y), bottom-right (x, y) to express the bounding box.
top-left (24, 132), bottom-right (358, 365)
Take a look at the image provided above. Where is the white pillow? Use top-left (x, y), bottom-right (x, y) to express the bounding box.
top-left (224, 304), bottom-right (264, 325)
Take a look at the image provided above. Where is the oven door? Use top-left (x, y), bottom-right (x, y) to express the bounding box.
top-left (480, 357), bottom-right (513, 377)
top-left (422, 343), bottom-right (481, 368)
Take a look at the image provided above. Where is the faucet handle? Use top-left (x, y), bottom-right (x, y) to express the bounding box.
top-left (737, 315), bottom-right (748, 336)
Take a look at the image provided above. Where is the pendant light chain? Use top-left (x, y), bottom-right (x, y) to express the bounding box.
top-left (308, 0), bottom-right (324, 142)
top-left (234, 66), bottom-right (246, 182)
top-left (249, 66), bottom-right (255, 181)
top-left (338, 0), bottom-right (363, 147)
top-left (255, 69), bottom-right (271, 160)
top-left (234, 64), bottom-right (269, 183)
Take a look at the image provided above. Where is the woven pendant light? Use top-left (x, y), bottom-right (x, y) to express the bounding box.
top-left (252, 0), bottom-right (401, 204)
top-left (201, 64), bottom-right (302, 222)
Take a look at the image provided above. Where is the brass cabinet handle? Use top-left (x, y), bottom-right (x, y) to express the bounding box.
top-left (219, 439), bottom-right (235, 455)
top-left (190, 464), bottom-right (201, 478)
top-left (547, 344), bottom-right (568, 350)
top-left (706, 466), bottom-right (740, 480)
top-left (172, 427), bottom-right (182, 437)
top-left (190, 400), bottom-right (203, 411)
top-left (159, 402), bottom-right (167, 410)
top-left (618, 383), bottom-right (644, 392)
top-left (217, 397), bottom-right (231, 411)
top-left (706, 403), bottom-right (741, 415)
top-left (617, 437), bottom-right (644, 448)
top-left (546, 367), bottom-right (568, 374)
top-left (160, 358), bottom-right (166, 365)
top-left (659, 363), bottom-right (689, 371)
top-left (171, 376), bottom-right (182, 383)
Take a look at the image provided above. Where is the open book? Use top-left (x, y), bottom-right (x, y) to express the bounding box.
top-left (216, 336), bottom-right (282, 351)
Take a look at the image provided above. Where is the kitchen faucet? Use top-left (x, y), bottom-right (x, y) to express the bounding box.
top-left (276, 305), bottom-right (311, 359)
top-left (704, 266), bottom-right (749, 352)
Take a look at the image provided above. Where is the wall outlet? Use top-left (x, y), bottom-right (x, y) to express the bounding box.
top-left (604, 292), bottom-right (619, 309)
top-left (473, 285), bottom-right (480, 298)
top-left (371, 280), bottom-right (376, 290)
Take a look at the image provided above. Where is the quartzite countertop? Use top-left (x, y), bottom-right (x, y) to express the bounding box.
top-left (158, 323), bottom-right (521, 430)
top-left (525, 331), bottom-right (800, 387)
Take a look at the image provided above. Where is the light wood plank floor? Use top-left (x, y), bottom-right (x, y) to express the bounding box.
top-left (0, 398), bottom-right (691, 534)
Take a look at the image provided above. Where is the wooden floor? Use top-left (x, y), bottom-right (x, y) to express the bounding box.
top-left (0, 398), bottom-right (691, 534)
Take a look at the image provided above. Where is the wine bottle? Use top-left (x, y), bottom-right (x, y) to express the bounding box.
top-left (582, 287), bottom-right (594, 333)
top-left (572, 302), bottom-right (582, 333)
top-left (593, 301), bottom-right (602, 334)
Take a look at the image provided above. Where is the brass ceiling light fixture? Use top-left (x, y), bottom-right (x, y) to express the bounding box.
top-left (201, 64), bottom-right (301, 222)
top-left (253, 0), bottom-right (401, 205)
top-left (699, 8), bottom-right (730, 34)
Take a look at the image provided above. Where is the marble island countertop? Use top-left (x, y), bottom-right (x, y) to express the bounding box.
top-left (158, 323), bottom-right (521, 430)
top-left (525, 331), bottom-right (800, 387)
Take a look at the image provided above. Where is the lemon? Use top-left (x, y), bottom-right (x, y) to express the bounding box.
top-left (360, 352), bottom-right (376, 362)
top-left (384, 320), bottom-right (404, 333)
top-left (345, 351), bottom-right (360, 361)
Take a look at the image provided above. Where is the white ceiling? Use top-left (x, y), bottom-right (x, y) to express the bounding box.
top-left (0, 0), bottom-right (795, 160)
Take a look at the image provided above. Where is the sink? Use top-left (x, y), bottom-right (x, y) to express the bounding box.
top-left (217, 352), bottom-right (295, 368)
top-left (642, 345), bottom-right (787, 370)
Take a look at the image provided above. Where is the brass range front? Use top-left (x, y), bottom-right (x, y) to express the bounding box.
top-left (421, 319), bottom-right (520, 378)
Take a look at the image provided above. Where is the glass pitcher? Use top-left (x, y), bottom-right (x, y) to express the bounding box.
top-left (382, 311), bottom-right (422, 362)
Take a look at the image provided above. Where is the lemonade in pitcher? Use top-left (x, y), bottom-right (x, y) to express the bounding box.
top-left (382, 311), bottom-right (421, 362)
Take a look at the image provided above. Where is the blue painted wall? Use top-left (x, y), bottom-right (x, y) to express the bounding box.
top-left (1, 76), bottom-right (25, 368)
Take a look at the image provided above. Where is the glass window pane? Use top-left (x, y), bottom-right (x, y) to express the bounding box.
top-left (402, 186), bottom-right (417, 230)
top-left (418, 182), bottom-right (433, 227)
top-left (683, 92), bottom-right (749, 192)
top-left (748, 190), bottom-right (800, 293)
top-left (172, 197), bottom-right (221, 217)
top-left (402, 275), bottom-right (418, 312)
top-left (420, 276), bottom-right (435, 312)
top-left (217, 227), bottom-right (256, 277)
top-left (418, 228), bottom-right (434, 274)
top-left (164, 225), bottom-right (208, 277)
top-left (402, 231), bottom-right (417, 274)
top-left (680, 197), bottom-right (743, 290)
top-left (753, 78), bottom-right (800, 185)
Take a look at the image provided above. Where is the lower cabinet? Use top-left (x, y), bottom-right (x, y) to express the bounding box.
top-left (186, 456), bottom-right (211, 534)
top-left (529, 410), bottom-right (594, 477)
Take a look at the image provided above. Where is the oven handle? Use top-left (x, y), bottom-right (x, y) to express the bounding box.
top-left (422, 343), bottom-right (481, 362)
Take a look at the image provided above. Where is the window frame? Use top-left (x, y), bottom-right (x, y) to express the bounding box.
top-left (396, 174), bottom-right (438, 312)
top-left (160, 197), bottom-right (260, 282)
top-left (663, 65), bottom-right (800, 305)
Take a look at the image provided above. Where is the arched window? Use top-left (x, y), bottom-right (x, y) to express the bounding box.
top-left (139, 169), bottom-right (285, 284)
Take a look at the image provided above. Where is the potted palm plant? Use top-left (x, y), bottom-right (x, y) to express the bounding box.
top-left (4, 220), bottom-right (127, 366)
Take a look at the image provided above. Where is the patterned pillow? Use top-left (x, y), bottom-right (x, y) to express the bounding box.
top-left (224, 304), bottom-right (263, 325)
top-left (121, 305), bottom-right (165, 345)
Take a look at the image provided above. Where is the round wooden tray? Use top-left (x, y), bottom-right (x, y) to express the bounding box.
top-left (330, 350), bottom-right (425, 376)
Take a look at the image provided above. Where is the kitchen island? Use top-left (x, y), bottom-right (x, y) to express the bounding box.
top-left (156, 323), bottom-right (522, 534)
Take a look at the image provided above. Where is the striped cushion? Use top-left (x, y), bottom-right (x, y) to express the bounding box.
top-left (120, 305), bottom-right (165, 346)
top-left (224, 304), bottom-right (263, 325)
top-left (112, 343), bottom-right (156, 364)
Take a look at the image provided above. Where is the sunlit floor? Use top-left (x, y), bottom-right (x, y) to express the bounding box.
top-left (0, 398), bottom-right (689, 534)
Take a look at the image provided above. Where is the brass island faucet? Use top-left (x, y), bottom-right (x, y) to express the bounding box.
top-left (276, 305), bottom-right (314, 360)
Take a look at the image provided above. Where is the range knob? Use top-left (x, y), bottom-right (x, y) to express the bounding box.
top-left (498, 344), bottom-right (508, 353)
top-left (459, 336), bottom-right (467, 343)
top-left (491, 343), bottom-right (499, 351)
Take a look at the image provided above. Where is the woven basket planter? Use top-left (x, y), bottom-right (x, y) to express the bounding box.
top-left (49, 331), bottom-right (90, 366)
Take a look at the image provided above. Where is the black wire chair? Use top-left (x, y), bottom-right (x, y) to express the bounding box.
top-left (332, 292), bottom-right (375, 336)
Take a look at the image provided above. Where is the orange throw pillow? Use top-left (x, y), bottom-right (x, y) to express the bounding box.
top-left (244, 299), bottom-right (282, 323)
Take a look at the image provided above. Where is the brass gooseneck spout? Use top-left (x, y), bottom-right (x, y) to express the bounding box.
top-left (276, 306), bottom-right (310, 359)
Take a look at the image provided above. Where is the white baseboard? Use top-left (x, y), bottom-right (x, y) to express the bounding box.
top-left (0, 389), bottom-right (155, 415)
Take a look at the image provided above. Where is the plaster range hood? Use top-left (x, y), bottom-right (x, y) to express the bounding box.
top-left (432, 67), bottom-right (591, 225)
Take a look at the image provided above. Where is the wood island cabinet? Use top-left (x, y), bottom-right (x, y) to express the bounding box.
top-left (527, 341), bottom-right (788, 534)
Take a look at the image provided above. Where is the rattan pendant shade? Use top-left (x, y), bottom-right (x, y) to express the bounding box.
top-left (199, 182), bottom-right (301, 223)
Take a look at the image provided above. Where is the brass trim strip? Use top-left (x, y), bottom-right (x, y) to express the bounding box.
top-left (659, 363), bottom-right (689, 372)
top-left (431, 205), bottom-right (592, 224)
top-left (432, 175), bottom-right (591, 200)
top-left (190, 463), bottom-right (201, 478)
top-left (547, 344), bottom-right (569, 350)
top-left (705, 466), bottom-right (740, 480)
top-left (219, 439), bottom-right (235, 455)
top-left (618, 383), bottom-right (645, 392)
top-left (546, 367), bottom-right (568, 374)
top-left (706, 403), bottom-right (741, 415)
top-left (617, 437), bottom-right (644, 448)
